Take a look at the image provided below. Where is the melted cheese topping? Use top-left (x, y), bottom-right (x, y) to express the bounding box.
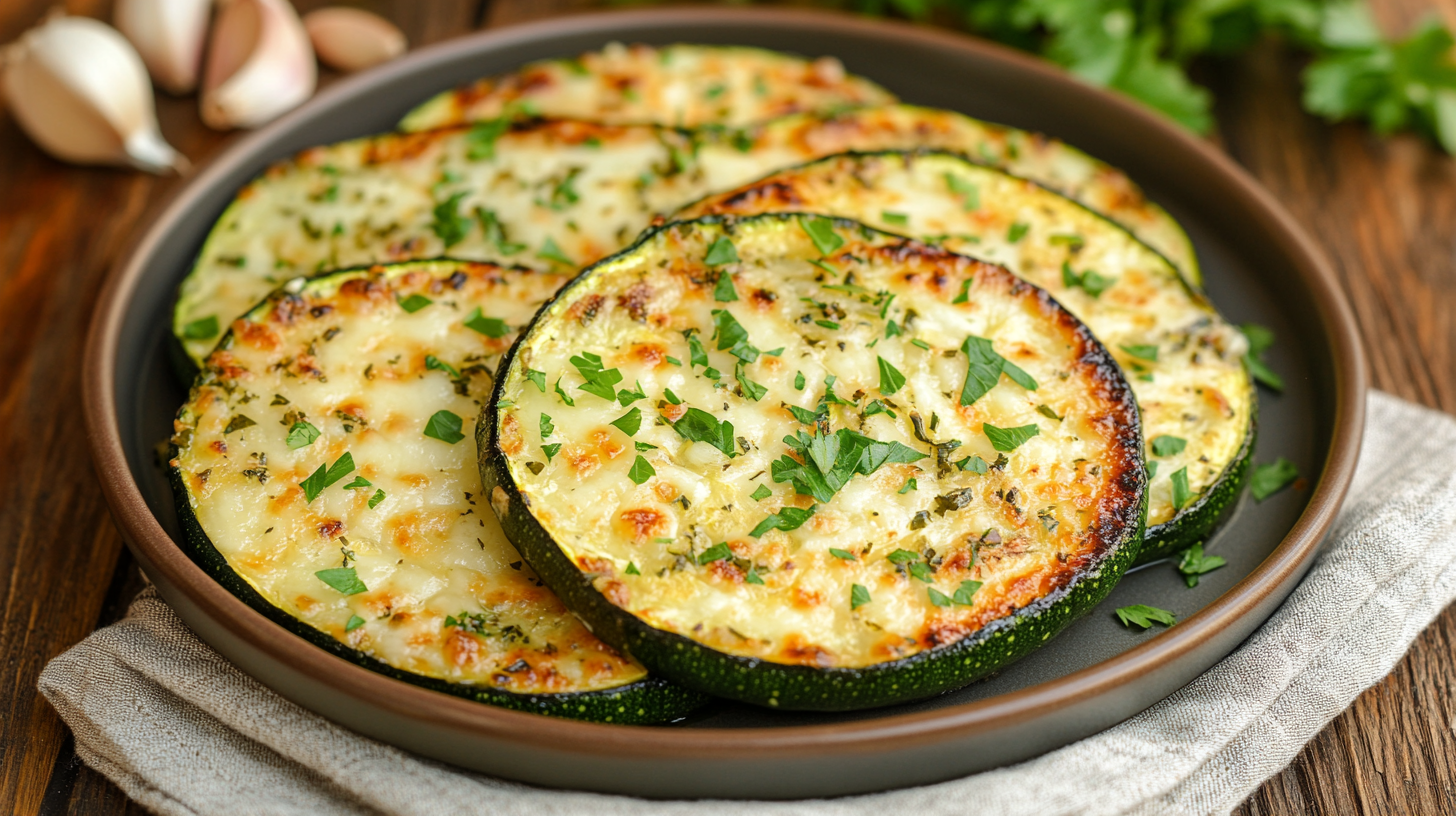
top-left (677, 152), bottom-right (1251, 527)
top-left (174, 122), bottom-right (708, 364)
top-left (708, 105), bottom-right (1200, 283)
top-left (178, 105), bottom-right (1198, 369)
top-left (172, 261), bottom-right (653, 695)
top-left (399, 43), bottom-right (896, 131)
top-left (497, 218), bottom-right (1143, 670)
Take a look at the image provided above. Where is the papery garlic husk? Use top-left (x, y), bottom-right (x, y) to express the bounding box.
top-left (115, 0), bottom-right (213, 95)
top-left (1, 13), bottom-right (187, 173)
top-left (201, 0), bottom-right (316, 130)
top-left (303, 8), bottom-right (406, 73)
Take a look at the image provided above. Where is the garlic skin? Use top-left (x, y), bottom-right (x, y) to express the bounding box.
top-left (114, 0), bottom-right (213, 95)
top-left (303, 8), bottom-right (406, 74)
top-left (201, 0), bottom-right (317, 130)
top-left (1, 14), bottom-right (187, 173)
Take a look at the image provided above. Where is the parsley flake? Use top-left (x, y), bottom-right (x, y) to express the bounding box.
top-left (315, 567), bottom-right (367, 596)
top-left (984, 422), bottom-right (1040, 451)
top-left (286, 421), bottom-right (320, 449)
top-left (1116, 604), bottom-right (1177, 629)
top-left (525, 369), bottom-right (546, 392)
top-left (850, 583), bottom-right (871, 610)
top-left (537, 237), bottom-right (573, 266)
top-left (750, 484), bottom-right (772, 501)
top-left (1250, 458), bottom-right (1300, 501)
top-left (800, 215), bottom-right (845, 255)
top-left (749, 505), bottom-right (817, 537)
top-left (611, 407), bottom-right (642, 436)
top-left (705, 236), bottom-right (740, 266)
top-left (698, 542), bottom-right (732, 565)
top-left (672, 407), bottom-right (736, 456)
top-left (628, 455), bottom-right (655, 485)
top-left (713, 270), bottom-right (739, 302)
top-left (1177, 542), bottom-right (1227, 587)
top-left (368, 489), bottom-right (386, 509)
top-left (182, 315), bottom-right (219, 340)
top-left (1170, 466), bottom-right (1193, 509)
top-left (423, 410), bottom-right (465, 444)
top-left (397, 294), bottom-right (432, 313)
top-left (1120, 344), bottom-right (1160, 362)
top-left (301, 453), bottom-right (355, 503)
top-left (345, 615), bottom-right (366, 632)
top-left (464, 307), bottom-right (509, 338)
top-left (829, 548), bottom-right (857, 560)
top-left (1151, 435), bottom-right (1187, 457)
top-left (877, 356), bottom-right (906, 395)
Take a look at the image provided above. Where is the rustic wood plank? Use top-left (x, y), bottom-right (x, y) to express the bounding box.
top-left (4, 1), bottom-right (1455, 814)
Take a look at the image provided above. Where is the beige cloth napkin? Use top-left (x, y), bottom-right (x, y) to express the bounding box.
top-left (40, 390), bottom-right (1456, 816)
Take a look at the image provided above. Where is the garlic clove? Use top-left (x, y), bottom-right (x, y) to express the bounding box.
top-left (114, 0), bottom-right (212, 95)
top-left (200, 0), bottom-right (316, 130)
top-left (303, 8), bottom-right (406, 74)
top-left (1, 13), bottom-right (187, 173)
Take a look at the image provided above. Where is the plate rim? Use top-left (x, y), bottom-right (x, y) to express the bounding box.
top-left (82, 4), bottom-right (1367, 764)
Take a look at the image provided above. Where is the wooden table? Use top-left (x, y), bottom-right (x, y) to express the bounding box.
top-left (2, 0), bottom-right (1453, 812)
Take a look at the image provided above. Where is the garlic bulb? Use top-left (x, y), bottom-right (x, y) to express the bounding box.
top-left (0, 13), bottom-right (187, 173)
top-left (303, 8), bottom-right (406, 74)
top-left (114, 0), bottom-right (213, 95)
top-left (201, 0), bottom-right (316, 130)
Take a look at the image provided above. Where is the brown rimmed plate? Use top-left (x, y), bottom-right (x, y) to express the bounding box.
top-left (83, 7), bottom-right (1365, 800)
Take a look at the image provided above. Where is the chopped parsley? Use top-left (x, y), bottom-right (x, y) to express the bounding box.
top-left (397, 294), bottom-right (432, 313)
top-left (793, 370), bottom-right (806, 390)
top-left (539, 413), bottom-right (555, 438)
top-left (301, 452), bottom-right (355, 503)
top-left (345, 615), bottom-right (366, 632)
top-left (1116, 604), bottom-right (1177, 629)
top-left (877, 356), bottom-right (906, 395)
top-left (944, 172), bottom-right (979, 210)
top-left (850, 583), bottom-right (871, 610)
top-left (735, 362), bottom-right (768, 401)
top-left (537, 237), bottom-right (573, 266)
top-left (464, 307), bottom-right (509, 338)
top-left (611, 407), bottom-right (642, 436)
top-left (430, 192), bottom-right (471, 247)
top-left (1250, 458), bottom-right (1299, 501)
top-left (423, 410), bottom-right (465, 444)
top-left (525, 369), bottom-right (546, 392)
top-left (625, 562), bottom-right (641, 576)
top-left (800, 215), bottom-right (845, 255)
top-left (750, 484), bottom-right (772, 501)
top-left (1120, 344), bottom-right (1160, 362)
top-left (983, 422), bottom-right (1040, 452)
top-left (342, 475), bottom-right (371, 490)
top-left (1170, 466), bottom-right (1193, 509)
top-left (424, 355), bottom-right (459, 378)
top-left (746, 569), bottom-right (765, 585)
top-left (367, 489), bottom-right (386, 509)
top-left (951, 278), bottom-right (972, 304)
top-left (181, 315), bottom-right (219, 340)
top-left (570, 351), bottom-right (623, 401)
top-left (928, 587), bottom-right (953, 607)
top-left (829, 547), bottom-right (856, 560)
top-left (628, 455), bottom-right (655, 485)
top-left (1177, 542), bottom-right (1227, 587)
top-left (672, 407), bottom-right (736, 456)
top-left (698, 542), bottom-right (732, 564)
top-left (1150, 435), bottom-right (1187, 457)
top-left (315, 567), bottom-right (367, 596)
top-left (958, 454), bottom-right (989, 474)
top-left (1061, 261), bottom-right (1116, 297)
top-left (881, 210), bottom-right (909, 226)
top-left (1006, 222), bottom-right (1030, 243)
top-left (553, 376), bottom-right (575, 406)
top-left (710, 309), bottom-right (760, 362)
top-left (475, 207), bottom-right (526, 254)
top-left (771, 427), bottom-right (925, 504)
top-left (1036, 404), bottom-right (1063, 421)
top-left (705, 236), bottom-right (740, 266)
top-left (899, 478), bottom-right (918, 494)
top-left (617, 381), bottom-right (647, 406)
top-left (663, 388), bottom-right (682, 405)
top-left (464, 116), bottom-right (509, 160)
top-left (749, 505), bottom-right (817, 537)
top-left (953, 580), bottom-right (982, 605)
top-left (959, 335), bottom-right (1037, 406)
top-left (1241, 323), bottom-right (1284, 391)
top-left (542, 443), bottom-right (561, 461)
top-left (713, 270), bottom-right (739, 302)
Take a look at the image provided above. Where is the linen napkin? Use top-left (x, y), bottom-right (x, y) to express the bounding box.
top-left (40, 390), bottom-right (1456, 816)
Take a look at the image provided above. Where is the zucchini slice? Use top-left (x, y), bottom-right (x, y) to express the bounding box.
top-left (399, 43), bottom-right (896, 131)
top-left (481, 215), bottom-right (1147, 710)
top-left (697, 105), bottom-right (1201, 286)
top-left (676, 151), bottom-right (1253, 561)
top-left (172, 120), bottom-right (706, 366)
top-left (170, 260), bottom-right (704, 722)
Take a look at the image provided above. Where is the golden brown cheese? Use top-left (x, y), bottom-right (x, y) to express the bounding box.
top-left (172, 260), bottom-right (653, 695)
top-left (399, 43), bottom-right (896, 131)
top-left (496, 216), bottom-right (1143, 670)
top-left (676, 151), bottom-right (1250, 527)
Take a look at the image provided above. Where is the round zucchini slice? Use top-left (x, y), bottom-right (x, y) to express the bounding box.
top-left (398, 43), bottom-right (897, 132)
top-left (676, 151), bottom-right (1253, 561)
top-left (169, 259), bottom-right (704, 723)
top-left (695, 104), bottom-right (1202, 286)
top-left (481, 215), bottom-right (1146, 710)
top-left (172, 121), bottom-right (710, 367)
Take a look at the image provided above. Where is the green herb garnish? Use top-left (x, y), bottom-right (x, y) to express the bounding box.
top-left (1151, 435), bottom-right (1187, 457)
top-left (316, 567), bottom-right (367, 596)
top-left (464, 307), bottom-right (509, 338)
top-left (628, 455), bottom-right (655, 485)
top-left (1250, 458), bottom-right (1299, 501)
top-left (300, 453), bottom-right (355, 503)
top-left (1177, 542), bottom-right (1227, 588)
top-left (1116, 604), bottom-right (1177, 629)
top-left (423, 411), bottom-right (465, 444)
top-left (983, 422), bottom-right (1040, 452)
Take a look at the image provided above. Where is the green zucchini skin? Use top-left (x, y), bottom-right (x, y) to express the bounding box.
top-left (479, 215), bottom-right (1150, 711)
top-left (168, 465), bottom-right (705, 722)
top-left (480, 431), bottom-right (1145, 710)
top-left (1136, 377), bottom-right (1258, 564)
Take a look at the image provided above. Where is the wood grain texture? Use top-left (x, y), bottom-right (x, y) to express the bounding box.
top-left (0, 1), bottom-right (1452, 813)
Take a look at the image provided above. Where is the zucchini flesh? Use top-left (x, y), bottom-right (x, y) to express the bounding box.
top-left (170, 260), bottom-right (702, 722)
top-left (676, 151), bottom-right (1253, 554)
top-left (483, 215), bottom-right (1146, 710)
top-left (398, 43), bottom-right (896, 131)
